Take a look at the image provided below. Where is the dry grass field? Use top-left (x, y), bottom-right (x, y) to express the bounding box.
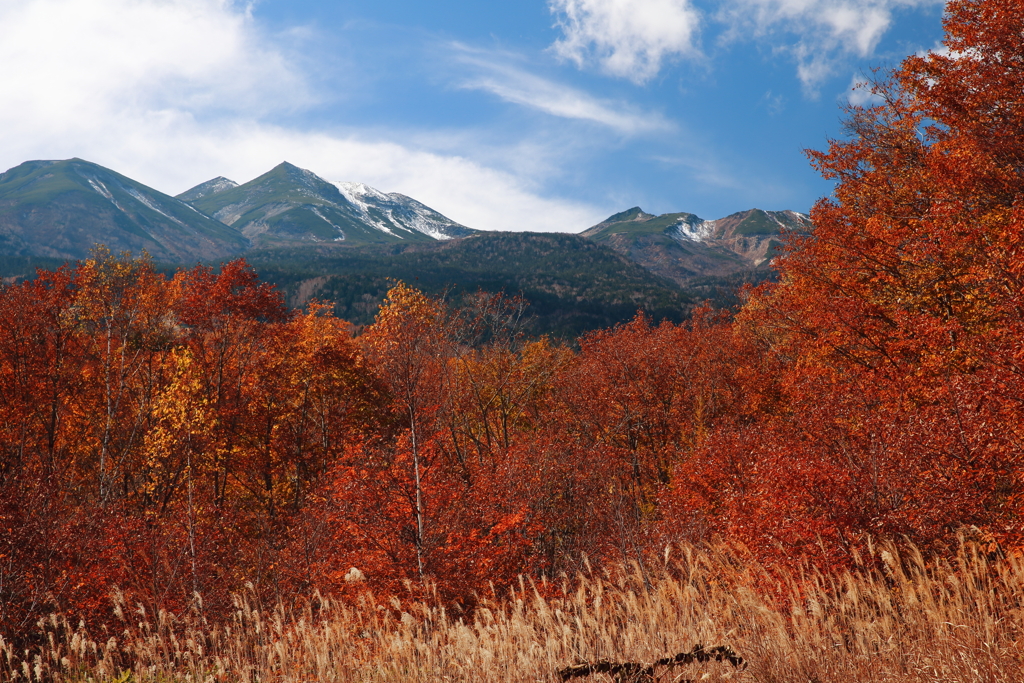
top-left (4, 539), bottom-right (1022, 683)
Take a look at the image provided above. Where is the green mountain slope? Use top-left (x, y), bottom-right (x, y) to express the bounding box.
top-left (0, 159), bottom-right (248, 262)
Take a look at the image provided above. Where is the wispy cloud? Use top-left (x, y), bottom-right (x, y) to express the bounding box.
top-left (453, 46), bottom-right (673, 135)
top-left (546, 0), bottom-right (942, 92)
top-left (718, 0), bottom-right (945, 90)
top-left (548, 0), bottom-right (702, 84)
top-left (0, 0), bottom-right (605, 233)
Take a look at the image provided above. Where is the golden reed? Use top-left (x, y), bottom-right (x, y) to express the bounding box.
top-left (3, 538), bottom-right (1022, 682)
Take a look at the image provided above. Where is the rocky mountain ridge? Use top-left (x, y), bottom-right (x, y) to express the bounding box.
top-left (581, 206), bottom-right (812, 287)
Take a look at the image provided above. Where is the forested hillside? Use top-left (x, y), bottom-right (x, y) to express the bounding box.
top-left (246, 231), bottom-right (693, 338)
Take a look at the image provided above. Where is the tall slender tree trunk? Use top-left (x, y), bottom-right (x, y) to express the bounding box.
top-left (410, 406), bottom-right (425, 582)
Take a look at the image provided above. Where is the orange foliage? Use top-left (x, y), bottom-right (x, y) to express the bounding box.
top-left (673, 0), bottom-right (1024, 565)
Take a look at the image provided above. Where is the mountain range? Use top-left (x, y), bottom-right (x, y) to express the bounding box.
top-left (582, 206), bottom-right (812, 287)
top-left (0, 157), bottom-right (810, 335)
top-left (0, 158), bottom-right (474, 262)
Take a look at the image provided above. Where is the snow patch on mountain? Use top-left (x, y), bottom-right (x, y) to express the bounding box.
top-left (333, 181), bottom-right (467, 240)
top-left (401, 210), bottom-right (456, 241)
top-left (87, 178), bottom-right (113, 201)
top-left (86, 177), bottom-right (127, 213)
top-left (333, 182), bottom-right (402, 237)
top-left (310, 207), bottom-right (346, 241)
top-left (769, 211), bottom-right (797, 231)
top-left (671, 217), bottom-right (717, 242)
top-left (335, 182), bottom-right (389, 212)
top-left (127, 188), bottom-right (188, 228)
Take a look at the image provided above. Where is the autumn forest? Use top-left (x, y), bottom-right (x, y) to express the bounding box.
top-left (4, 1), bottom-right (1024, 680)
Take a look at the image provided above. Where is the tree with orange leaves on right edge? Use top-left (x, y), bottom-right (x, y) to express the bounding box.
top-left (726, 0), bottom-right (1024, 558)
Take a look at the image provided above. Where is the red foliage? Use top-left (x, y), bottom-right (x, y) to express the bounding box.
top-left (660, 0), bottom-right (1024, 567)
top-left (3, 0), bottom-right (1024, 642)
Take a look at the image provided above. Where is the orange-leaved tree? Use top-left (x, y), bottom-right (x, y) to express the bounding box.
top-left (337, 285), bottom-right (554, 598)
top-left (715, 0), bottom-right (1024, 561)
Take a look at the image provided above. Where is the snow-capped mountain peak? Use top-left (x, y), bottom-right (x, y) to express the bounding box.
top-left (179, 162), bottom-right (475, 247)
top-left (335, 181), bottom-right (391, 207)
top-left (332, 180), bottom-right (474, 241)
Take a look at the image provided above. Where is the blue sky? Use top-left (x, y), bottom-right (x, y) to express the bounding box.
top-left (0, 0), bottom-right (947, 232)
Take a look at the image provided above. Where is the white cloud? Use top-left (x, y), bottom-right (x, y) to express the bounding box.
top-left (549, 0), bottom-right (702, 84)
top-left (453, 47), bottom-right (673, 134)
top-left (719, 0), bottom-right (944, 89)
top-left (0, 0), bottom-right (604, 233)
top-left (144, 121), bottom-right (604, 232)
top-left (547, 0), bottom-right (942, 92)
top-left (0, 0), bottom-right (309, 124)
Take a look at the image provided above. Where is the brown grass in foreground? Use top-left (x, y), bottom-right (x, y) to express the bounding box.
top-left (2, 539), bottom-right (1022, 682)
